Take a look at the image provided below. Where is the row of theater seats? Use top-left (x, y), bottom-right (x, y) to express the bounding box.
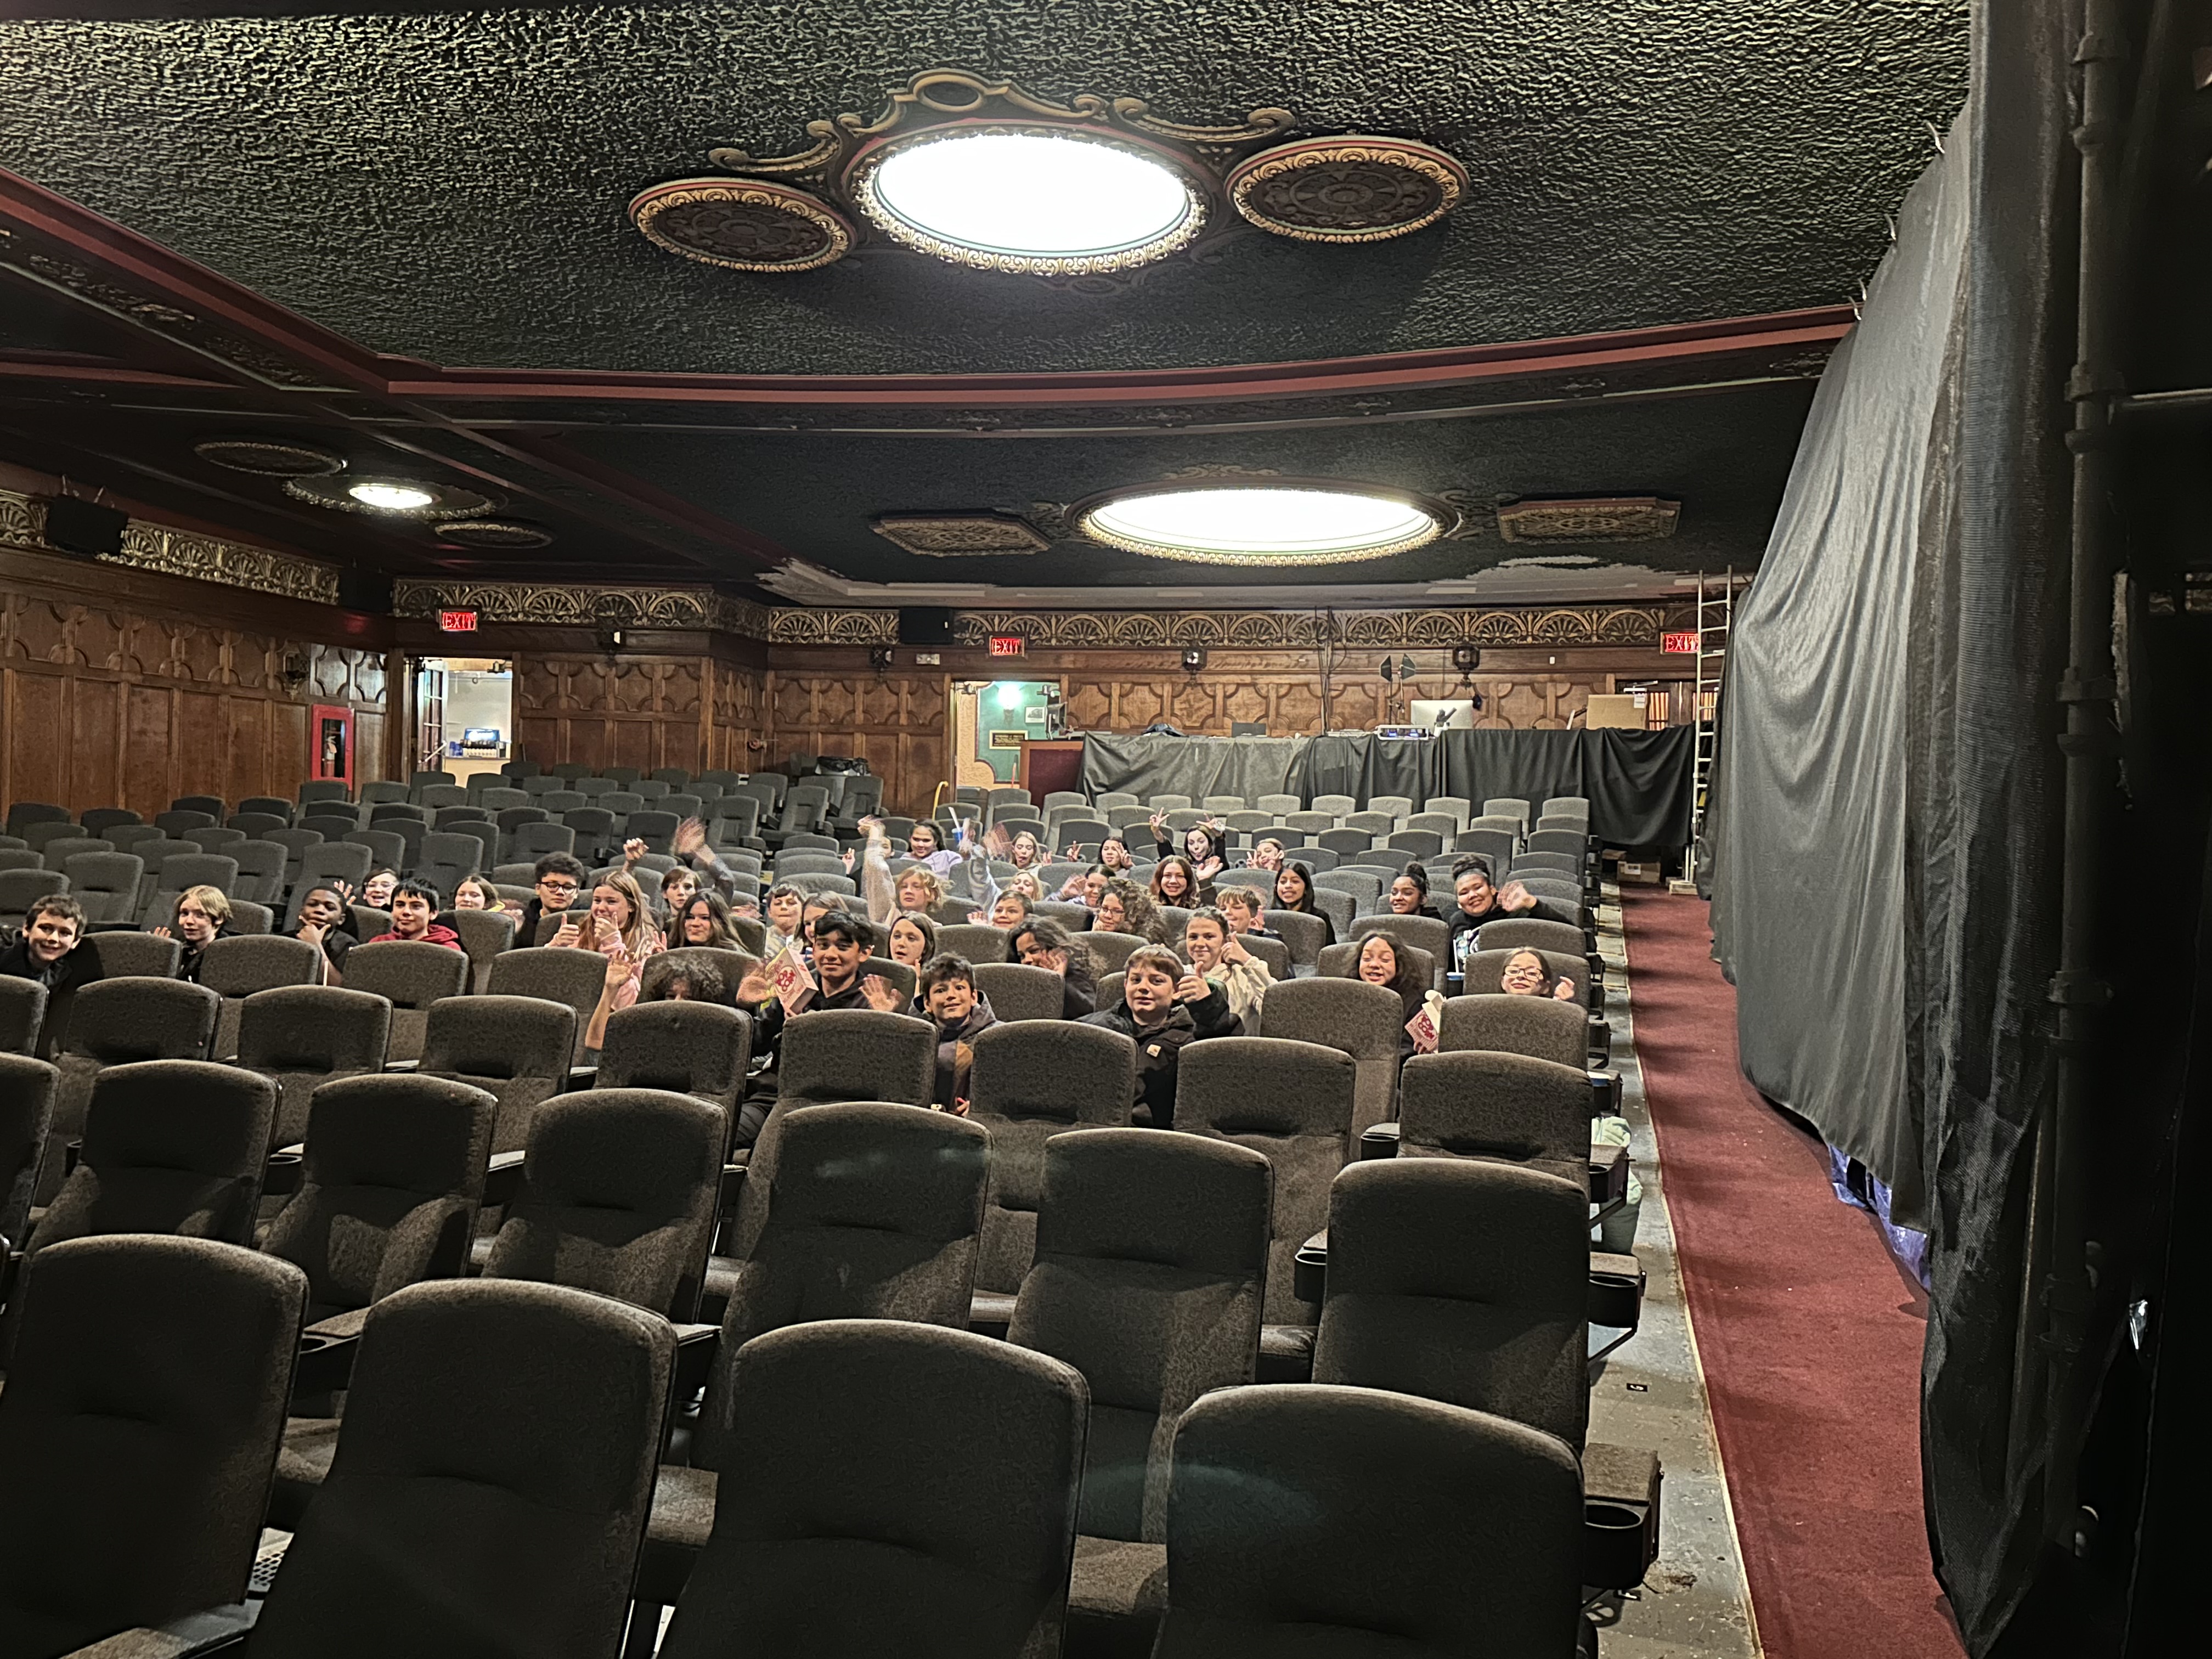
top-left (0, 1025), bottom-right (1649, 1656)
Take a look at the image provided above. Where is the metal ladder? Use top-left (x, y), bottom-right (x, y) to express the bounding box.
top-left (1685, 569), bottom-right (1743, 882)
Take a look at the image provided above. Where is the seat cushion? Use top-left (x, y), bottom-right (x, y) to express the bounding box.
top-left (1255, 1322), bottom-right (1316, 1383)
top-left (1065, 1535), bottom-right (1167, 1659)
top-left (636, 1463), bottom-right (719, 1606)
top-left (268, 1413), bottom-right (342, 1530)
top-left (697, 1254), bottom-right (741, 1325)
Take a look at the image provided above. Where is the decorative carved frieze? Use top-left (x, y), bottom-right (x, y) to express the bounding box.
top-left (871, 514), bottom-right (1050, 556)
top-left (1496, 496), bottom-right (1681, 543)
top-left (0, 488), bottom-right (342, 606)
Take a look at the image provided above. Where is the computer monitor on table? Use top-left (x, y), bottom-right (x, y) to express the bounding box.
top-left (1410, 699), bottom-right (1476, 730)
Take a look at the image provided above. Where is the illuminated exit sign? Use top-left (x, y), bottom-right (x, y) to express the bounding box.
top-left (438, 609), bottom-right (479, 633)
top-left (988, 635), bottom-right (1026, 657)
top-left (1660, 630), bottom-right (1699, 654)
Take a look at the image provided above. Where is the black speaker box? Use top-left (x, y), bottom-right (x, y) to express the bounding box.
top-left (338, 568), bottom-right (394, 614)
top-left (898, 606), bottom-right (954, 646)
top-left (41, 496), bottom-right (127, 557)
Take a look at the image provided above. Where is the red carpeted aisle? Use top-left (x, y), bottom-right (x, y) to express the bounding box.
top-left (1620, 888), bottom-right (1962, 1659)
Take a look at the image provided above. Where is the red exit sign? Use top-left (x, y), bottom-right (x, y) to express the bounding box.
top-left (1661, 630), bottom-right (1699, 654)
top-left (438, 608), bottom-right (478, 633)
top-left (988, 634), bottom-right (1026, 657)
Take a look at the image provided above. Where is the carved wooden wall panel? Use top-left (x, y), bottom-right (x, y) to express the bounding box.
top-left (768, 671), bottom-right (947, 816)
top-left (0, 585), bottom-right (388, 816)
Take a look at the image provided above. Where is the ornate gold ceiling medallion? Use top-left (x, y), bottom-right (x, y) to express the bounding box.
top-left (193, 437), bottom-right (347, 477)
top-left (283, 476), bottom-right (498, 521)
top-left (432, 518), bottom-right (554, 550)
top-left (628, 178), bottom-right (856, 273)
top-left (872, 514), bottom-right (1050, 556)
top-left (1226, 136), bottom-right (1470, 242)
top-left (1496, 496), bottom-right (1681, 542)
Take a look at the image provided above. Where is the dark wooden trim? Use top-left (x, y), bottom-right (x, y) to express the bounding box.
top-left (0, 543), bottom-right (392, 647)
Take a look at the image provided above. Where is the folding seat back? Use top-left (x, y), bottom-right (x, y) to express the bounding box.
top-left (700, 1103), bottom-right (990, 1465)
top-left (1475, 916), bottom-right (1589, 957)
top-left (79, 807), bottom-right (143, 838)
top-left (966, 1022), bottom-right (1135, 1305)
top-left (1457, 825), bottom-right (1520, 869)
top-left (232, 837), bottom-right (289, 904)
top-left (340, 940), bottom-right (469, 1064)
top-left (1539, 795), bottom-right (1590, 821)
top-left (298, 778), bottom-right (353, 805)
top-left (1424, 795), bottom-right (1473, 828)
top-left (1151, 1385), bottom-right (1584, 1659)
top-left (4, 801), bottom-right (70, 837)
top-left (1509, 849), bottom-right (1582, 879)
top-left (1398, 1050), bottom-right (1590, 1191)
top-left (967, 960), bottom-right (1064, 1023)
top-left (238, 794), bottom-right (294, 821)
top-left (486, 946), bottom-right (608, 1066)
top-left (1311, 867), bottom-right (1381, 910)
top-left (1145, 794), bottom-right (1191, 814)
top-left (510, 819), bottom-right (577, 863)
top-left (154, 809), bottom-right (217, 837)
top-left (1263, 909), bottom-right (1330, 971)
top-left (1350, 911), bottom-right (1451, 964)
top-left (0, 849), bottom-right (41, 873)
top-left (41, 978), bottom-right (218, 1203)
top-left (0, 1052), bottom-right (57, 1249)
top-left (1460, 947), bottom-right (1589, 1006)
top-left (1009, 1128), bottom-right (1270, 1548)
top-left (563, 806), bottom-right (618, 860)
top-left (263, 1074), bottom-right (499, 1327)
top-left (1364, 795), bottom-right (1412, 823)
top-left (1256, 978), bottom-right (1405, 1138)
top-left (0, 868), bottom-right (67, 930)
top-left (412, 831), bottom-right (481, 900)
top-left (169, 793), bottom-right (225, 819)
top-left (1314, 1158), bottom-right (1589, 1446)
top-left (1176, 1038), bottom-right (1353, 1334)
top-left (29, 1059), bottom-right (275, 1255)
top-left (596, 1001), bottom-right (753, 1126)
top-left (267, 825), bottom-right (323, 881)
top-left (625, 809), bottom-right (681, 854)
top-left (88, 930), bottom-right (183, 980)
top-left (140, 853), bottom-right (240, 926)
top-left (1484, 796), bottom-right (1535, 826)
top-left (446, 906), bottom-right (517, 994)
top-left (191, 826), bottom-right (248, 856)
top-left (1437, 993), bottom-right (1586, 1069)
top-left (60, 850), bottom-right (143, 924)
top-left (0, 1236), bottom-right (306, 1656)
top-left (483, 1088), bottom-right (725, 1320)
top-left (598, 792), bottom-right (644, 821)
top-left (106, 822), bottom-right (167, 855)
top-left (292, 840), bottom-right (374, 912)
top-left (662, 1321), bottom-right (1087, 1659)
top-left (237, 985), bottom-right (394, 1149)
top-left (1094, 791), bottom-right (1139, 812)
top-left (1526, 828), bottom-right (1589, 858)
top-left (343, 827), bottom-right (409, 874)
top-left (1316, 826), bottom-right (1373, 858)
top-left (249, 1279), bottom-right (673, 1659)
top-left (772, 851), bottom-right (845, 878)
top-left (37, 834), bottom-right (111, 870)
top-left (199, 934), bottom-right (324, 1060)
top-left (931, 920), bottom-right (1007, 964)
top-left (777, 1008), bottom-right (935, 1105)
top-left (433, 803), bottom-right (492, 826)
top-left (1308, 794), bottom-right (1355, 819)
top-left (419, 994), bottom-right (578, 1153)
top-left (1386, 828), bottom-right (1444, 859)
top-left (1282, 810), bottom-right (1333, 835)
top-left (0, 979), bottom-right (47, 1058)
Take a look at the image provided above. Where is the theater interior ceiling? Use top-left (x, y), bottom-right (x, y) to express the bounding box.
top-left (0, 1), bottom-right (1970, 608)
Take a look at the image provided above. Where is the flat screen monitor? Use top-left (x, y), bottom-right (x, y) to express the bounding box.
top-left (461, 726), bottom-right (501, 746)
top-left (1410, 699), bottom-right (1476, 730)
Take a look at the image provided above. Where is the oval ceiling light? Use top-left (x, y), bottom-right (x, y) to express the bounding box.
top-left (347, 481), bottom-right (437, 512)
top-left (853, 128), bottom-right (1205, 273)
top-left (1075, 481), bottom-right (1451, 566)
top-left (284, 475), bottom-right (497, 520)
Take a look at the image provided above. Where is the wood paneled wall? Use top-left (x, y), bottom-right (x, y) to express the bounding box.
top-left (0, 547), bottom-right (390, 818)
top-left (510, 644), bottom-right (769, 777)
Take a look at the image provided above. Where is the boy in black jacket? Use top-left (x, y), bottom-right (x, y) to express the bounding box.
top-left (1080, 944), bottom-right (1237, 1129)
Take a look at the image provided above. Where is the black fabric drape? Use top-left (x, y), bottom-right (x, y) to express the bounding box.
top-left (1077, 733), bottom-right (1304, 803)
top-left (1582, 728), bottom-right (1697, 847)
top-left (1434, 730), bottom-right (1583, 827)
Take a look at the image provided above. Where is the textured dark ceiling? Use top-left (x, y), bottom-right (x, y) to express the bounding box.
top-left (0, 2), bottom-right (1968, 377)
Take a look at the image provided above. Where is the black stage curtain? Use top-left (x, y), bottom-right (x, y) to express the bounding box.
top-left (1082, 729), bottom-right (1693, 849)
top-left (1709, 6), bottom-right (2075, 1645)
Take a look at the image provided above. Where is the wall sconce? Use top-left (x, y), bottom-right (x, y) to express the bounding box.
top-left (1182, 648), bottom-right (1207, 672)
top-left (279, 652), bottom-right (311, 689)
top-left (869, 646), bottom-right (894, 672)
top-left (595, 625), bottom-right (626, 656)
top-left (1452, 645), bottom-right (1480, 673)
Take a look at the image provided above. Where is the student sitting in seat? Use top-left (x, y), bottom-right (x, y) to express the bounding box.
top-left (361, 867), bottom-right (399, 910)
top-left (674, 891), bottom-right (748, 952)
top-left (1356, 933), bottom-right (1441, 1058)
top-left (971, 889), bottom-right (1034, 929)
top-left (1150, 853), bottom-right (1212, 910)
top-left (1053, 864), bottom-right (1109, 909)
top-left (917, 953), bottom-right (996, 1111)
top-left (155, 884), bottom-right (234, 984)
top-left (760, 882), bottom-right (808, 959)
top-left (1388, 862), bottom-right (1446, 921)
top-left (640, 952), bottom-right (731, 1006)
top-left (452, 874), bottom-right (506, 912)
top-left (1246, 836), bottom-right (1286, 873)
top-left (0, 895), bottom-right (101, 1053)
top-left (1095, 877), bottom-right (1166, 944)
top-left (1096, 835), bottom-right (1139, 876)
top-left (1080, 943), bottom-right (1237, 1128)
top-left (1273, 862), bottom-right (1335, 946)
top-left (516, 853), bottom-right (588, 945)
top-left (550, 871), bottom-right (663, 1051)
top-left (1182, 907), bottom-right (1270, 1034)
top-left (1499, 946), bottom-right (1579, 1001)
top-left (1007, 917), bottom-right (1098, 1019)
top-left (1444, 856), bottom-right (1569, 975)
top-left (737, 911), bottom-right (906, 1061)
top-left (291, 885), bottom-right (359, 985)
top-left (369, 880), bottom-right (463, 951)
top-left (901, 821), bottom-right (963, 876)
top-left (885, 909), bottom-right (939, 970)
top-left (1215, 887), bottom-right (1279, 940)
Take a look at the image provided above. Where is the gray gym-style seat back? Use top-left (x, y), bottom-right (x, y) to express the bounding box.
top-left (486, 946), bottom-right (610, 1067)
top-left (596, 1001), bottom-right (754, 1125)
top-left (1396, 1050), bottom-right (1593, 1192)
top-left (341, 940), bottom-right (469, 1064)
top-left (238, 985), bottom-right (394, 1150)
top-left (419, 994), bottom-right (578, 1154)
top-left (199, 933), bottom-right (324, 1060)
top-left (777, 1008), bottom-right (936, 1105)
top-left (41, 978), bottom-right (219, 1205)
top-left (1256, 977), bottom-right (1407, 1138)
top-left (1437, 992), bottom-right (1587, 1069)
top-left (0, 1051), bottom-right (57, 1251)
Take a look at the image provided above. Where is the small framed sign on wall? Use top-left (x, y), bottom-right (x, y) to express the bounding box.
top-left (312, 703), bottom-right (354, 788)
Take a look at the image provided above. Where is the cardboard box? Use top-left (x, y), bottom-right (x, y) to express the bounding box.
top-left (1584, 694), bottom-right (1646, 730)
top-left (1618, 860), bottom-right (1664, 885)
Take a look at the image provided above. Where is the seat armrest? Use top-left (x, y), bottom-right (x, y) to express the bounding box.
top-left (61, 1602), bottom-right (258, 1657)
top-left (1292, 1229), bottom-right (1329, 1304)
top-left (670, 1321), bottom-right (720, 1421)
top-left (1587, 1072), bottom-right (1620, 1116)
top-left (1358, 1121), bottom-right (1401, 1160)
top-left (262, 1149), bottom-right (303, 1199)
top-left (483, 1148), bottom-right (527, 1209)
top-left (294, 1319), bottom-right (363, 1395)
top-left (566, 1065), bottom-right (599, 1090)
top-left (1588, 1144), bottom-right (1629, 1206)
top-left (1583, 1442), bottom-right (1662, 1589)
top-left (63, 1138), bottom-right (82, 1176)
top-left (382, 1058), bottom-right (419, 1073)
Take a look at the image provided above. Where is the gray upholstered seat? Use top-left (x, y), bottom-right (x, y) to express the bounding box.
top-left (87, 931), bottom-right (183, 983)
top-left (1396, 1050), bottom-right (1593, 1191)
top-left (487, 945), bottom-right (610, 1067)
top-left (139, 853), bottom-right (241, 926)
top-left (964, 1021), bottom-right (1135, 1322)
top-left (78, 807), bottom-right (143, 838)
top-left (0, 1052), bottom-right (57, 1250)
top-left (934, 921), bottom-right (1010, 963)
top-left (1437, 992), bottom-right (1587, 1069)
top-left (1256, 977), bottom-right (1406, 1139)
top-left (446, 906), bottom-right (516, 993)
top-left (660, 1320), bottom-right (1088, 1659)
top-left (25, 1059), bottom-right (275, 1265)
top-left (967, 961), bottom-right (1064, 1022)
top-left (1475, 916), bottom-right (1588, 956)
top-left (264, 1073), bottom-right (499, 1328)
top-left (1150, 1384), bottom-right (1585, 1658)
top-left (0, 1235), bottom-right (305, 1657)
top-left (1316, 939), bottom-right (1435, 991)
top-left (596, 1001), bottom-right (753, 1132)
top-left (1350, 911), bottom-right (1451, 964)
top-left (1078, 929), bottom-right (1146, 973)
top-left (36, 834), bottom-right (110, 871)
top-left (251, 1279), bottom-right (673, 1659)
top-left (0, 868), bottom-right (67, 932)
top-left (232, 837), bottom-right (290, 904)
top-left (1175, 1037), bottom-right (1355, 1380)
top-left (341, 940), bottom-right (469, 1065)
top-left (1425, 795), bottom-right (1474, 828)
top-left (777, 1008), bottom-right (935, 1106)
top-left (414, 831), bottom-right (483, 900)
top-left (419, 994), bottom-right (576, 1154)
top-left (38, 978), bottom-right (218, 1203)
top-left (1007, 1128), bottom-right (1271, 1657)
top-left (0, 977), bottom-right (48, 1057)
top-left (237, 985), bottom-right (393, 1150)
top-left (1264, 910), bottom-right (1330, 971)
top-left (199, 933), bottom-right (323, 1060)
top-left (1459, 946), bottom-right (1590, 1006)
top-left (291, 842), bottom-right (374, 913)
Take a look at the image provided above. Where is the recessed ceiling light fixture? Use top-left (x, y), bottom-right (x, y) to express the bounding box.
top-left (1074, 480), bottom-right (1451, 566)
top-left (347, 481), bottom-right (437, 512)
top-left (853, 128), bottom-right (1205, 274)
top-left (284, 475), bottom-right (498, 520)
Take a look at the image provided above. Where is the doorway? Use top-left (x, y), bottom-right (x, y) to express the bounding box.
top-left (414, 657), bottom-right (514, 783)
top-left (951, 679), bottom-right (1058, 787)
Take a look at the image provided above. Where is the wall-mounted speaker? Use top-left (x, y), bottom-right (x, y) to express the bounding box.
top-left (338, 568), bottom-right (393, 614)
top-left (41, 496), bottom-right (127, 557)
top-left (898, 607), bottom-right (955, 646)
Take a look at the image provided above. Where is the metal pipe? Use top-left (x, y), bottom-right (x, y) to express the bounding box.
top-left (2034, 0), bottom-right (2131, 1544)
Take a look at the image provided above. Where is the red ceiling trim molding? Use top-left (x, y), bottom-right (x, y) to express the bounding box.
top-left (2, 167), bottom-right (1849, 416)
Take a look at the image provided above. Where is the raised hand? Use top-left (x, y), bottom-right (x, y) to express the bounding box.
top-left (622, 837), bottom-right (648, 866)
top-left (551, 919), bottom-right (583, 949)
top-left (1553, 979), bottom-right (1578, 1002)
top-left (737, 965), bottom-right (772, 1003)
top-left (1498, 879), bottom-right (1534, 912)
top-left (603, 949), bottom-right (634, 990)
top-left (860, 973), bottom-right (905, 1013)
top-left (151, 925), bottom-right (173, 940)
top-left (1175, 972), bottom-right (1212, 1005)
top-left (673, 817), bottom-right (707, 859)
top-left (1149, 810), bottom-right (1168, 830)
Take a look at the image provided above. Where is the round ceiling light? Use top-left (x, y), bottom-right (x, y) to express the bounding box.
top-left (348, 481), bottom-right (437, 512)
top-left (1075, 481), bottom-right (1451, 566)
top-left (851, 128), bottom-right (1205, 273)
top-left (284, 475), bottom-right (497, 520)
top-left (193, 437), bottom-right (347, 477)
